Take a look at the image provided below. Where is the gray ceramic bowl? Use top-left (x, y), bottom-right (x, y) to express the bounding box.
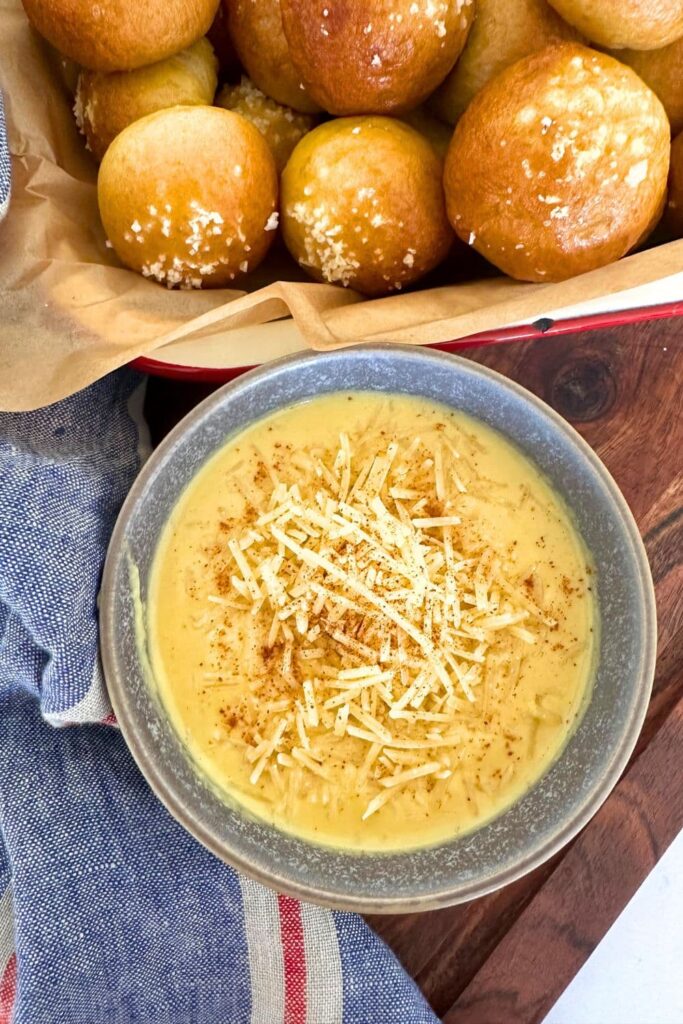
top-left (100, 345), bottom-right (656, 913)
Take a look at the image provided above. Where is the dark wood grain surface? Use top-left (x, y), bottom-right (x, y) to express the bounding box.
top-left (145, 318), bottom-right (683, 1024)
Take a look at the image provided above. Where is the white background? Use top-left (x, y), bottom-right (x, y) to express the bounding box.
top-left (544, 830), bottom-right (683, 1024)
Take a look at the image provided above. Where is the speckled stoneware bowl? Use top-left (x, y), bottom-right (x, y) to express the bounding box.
top-left (100, 345), bottom-right (656, 913)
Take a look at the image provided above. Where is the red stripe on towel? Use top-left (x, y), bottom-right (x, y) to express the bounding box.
top-left (278, 894), bottom-right (307, 1024)
top-left (0, 953), bottom-right (17, 1024)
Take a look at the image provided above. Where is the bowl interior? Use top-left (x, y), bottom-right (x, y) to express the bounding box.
top-left (101, 346), bottom-right (655, 912)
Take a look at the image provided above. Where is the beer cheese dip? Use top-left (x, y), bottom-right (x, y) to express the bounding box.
top-left (149, 392), bottom-right (596, 852)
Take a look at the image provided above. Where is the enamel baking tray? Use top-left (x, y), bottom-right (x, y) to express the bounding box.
top-left (132, 297), bottom-right (683, 382)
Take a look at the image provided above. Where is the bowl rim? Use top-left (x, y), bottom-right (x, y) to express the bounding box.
top-left (100, 343), bottom-right (657, 913)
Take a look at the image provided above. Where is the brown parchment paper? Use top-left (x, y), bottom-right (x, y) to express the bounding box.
top-left (1, 0), bottom-right (682, 412)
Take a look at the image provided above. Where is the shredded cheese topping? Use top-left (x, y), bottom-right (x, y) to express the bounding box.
top-left (209, 424), bottom-right (558, 822)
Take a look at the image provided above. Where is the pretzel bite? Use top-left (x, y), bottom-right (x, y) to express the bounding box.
top-left (280, 0), bottom-right (475, 115)
top-left (546, 0), bottom-right (683, 49)
top-left (21, 0), bottom-right (219, 71)
top-left (443, 44), bottom-right (670, 282)
top-left (613, 37), bottom-right (683, 136)
top-left (430, 0), bottom-right (580, 125)
top-left (216, 77), bottom-right (317, 173)
top-left (223, 0), bottom-right (320, 113)
top-left (75, 39), bottom-right (218, 161)
top-left (281, 116), bottom-right (453, 295)
top-left (98, 106), bottom-right (279, 288)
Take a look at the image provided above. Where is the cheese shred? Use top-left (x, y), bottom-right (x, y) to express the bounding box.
top-left (216, 427), bottom-right (547, 821)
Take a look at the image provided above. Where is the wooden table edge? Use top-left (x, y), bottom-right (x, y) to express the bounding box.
top-left (442, 690), bottom-right (683, 1023)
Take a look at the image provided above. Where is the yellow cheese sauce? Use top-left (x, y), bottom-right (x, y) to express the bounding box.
top-left (148, 392), bottom-right (596, 852)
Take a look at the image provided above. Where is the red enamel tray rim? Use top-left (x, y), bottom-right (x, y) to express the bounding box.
top-left (131, 299), bottom-right (683, 382)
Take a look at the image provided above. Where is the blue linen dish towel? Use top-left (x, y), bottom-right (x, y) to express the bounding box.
top-left (0, 103), bottom-right (438, 1021)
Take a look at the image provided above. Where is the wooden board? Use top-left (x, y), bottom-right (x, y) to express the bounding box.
top-left (145, 318), bottom-right (683, 1022)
